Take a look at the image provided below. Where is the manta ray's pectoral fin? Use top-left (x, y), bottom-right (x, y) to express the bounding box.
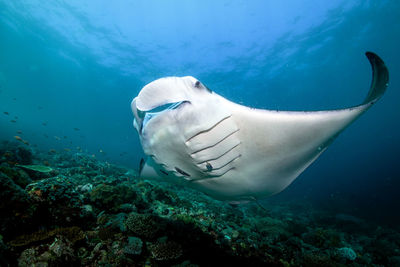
top-left (223, 52), bottom-right (389, 197)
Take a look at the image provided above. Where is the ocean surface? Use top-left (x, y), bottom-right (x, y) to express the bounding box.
top-left (0, 1), bottom-right (399, 265)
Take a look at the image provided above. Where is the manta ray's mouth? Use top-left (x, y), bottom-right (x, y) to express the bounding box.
top-left (135, 101), bottom-right (190, 134)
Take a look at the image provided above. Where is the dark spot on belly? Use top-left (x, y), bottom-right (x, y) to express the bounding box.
top-left (175, 167), bottom-right (191, 177)
top-left (206, 162), bottom-right (213, 171)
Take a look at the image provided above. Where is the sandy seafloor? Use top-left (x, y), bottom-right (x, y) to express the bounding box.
top-left (0, 139), bottom-right (399, 267)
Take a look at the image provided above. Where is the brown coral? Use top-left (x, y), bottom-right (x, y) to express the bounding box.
top-left (148, 241), bottom-right (183, 261)
top-left (8, 226), bottom-right (85, 247)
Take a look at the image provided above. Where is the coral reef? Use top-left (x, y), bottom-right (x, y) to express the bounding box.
top-left (0, 140), bottom-right (399, 266)
top-left (8, 226), bottom-right (84, 248)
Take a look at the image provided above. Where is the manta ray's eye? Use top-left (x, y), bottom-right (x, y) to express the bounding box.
top-left (194, 80), bottom-right (212, 93)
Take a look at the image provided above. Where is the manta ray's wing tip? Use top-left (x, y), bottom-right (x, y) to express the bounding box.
top-left (363, 51), bottom-right (389, 105)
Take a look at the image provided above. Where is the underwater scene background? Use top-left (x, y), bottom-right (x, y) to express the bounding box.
top-left (0, 0), bottom-right (399, 266)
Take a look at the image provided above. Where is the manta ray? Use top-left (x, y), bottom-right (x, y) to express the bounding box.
top-left (131, 52), bottom-right (389, 203)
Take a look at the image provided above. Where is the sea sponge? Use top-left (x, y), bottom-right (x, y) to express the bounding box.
top-left (148, 241), bottom-right (183, 261)
top-left (124, 213), bottom-right (161, 239)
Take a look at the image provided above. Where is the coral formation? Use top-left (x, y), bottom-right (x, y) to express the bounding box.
top-left (8, 226), bottom-right (84, 247)
top-left (337, 247), bottom-right (357, 261)
top-left (125, 213), bottom-right (162, 239)
top-left (0, 140), bottom-right (399, 266)
top-left (148, 240), bottom-right (183, 261)
top-left (123, 236), bottom-right (143, 256)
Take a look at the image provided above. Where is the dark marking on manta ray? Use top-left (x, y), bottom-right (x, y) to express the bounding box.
top-left (175, 167), bottom-right (190, 177)
top-left (139, 158), bottom-right (145, 175)
top-left (160, 169), bottom-right (168, 175)
top-left (206, 162), bottom-right (213, 171)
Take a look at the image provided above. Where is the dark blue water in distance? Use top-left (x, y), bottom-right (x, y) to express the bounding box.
top-left (0, 1), bottom-right (399, 225)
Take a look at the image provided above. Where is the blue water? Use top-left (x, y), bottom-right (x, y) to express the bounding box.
top-left (0, 1), bottom-right (399, 224)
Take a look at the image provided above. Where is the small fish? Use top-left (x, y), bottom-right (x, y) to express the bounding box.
top-left (54, 136), bottom-right (61, 140)
top-left (63, 136), bottom-right (68, 139)
top-left (42, 122), bottom-right (47, 126)
top-left (3, 111), bottom-right (9, 115)
top-left (43, 134), bottom-right (49, 138)
top-left (64, 148), bottom-right (71, 152)
top-left (99, 149), bottom-right (104, 153)
top-left (38, 106), bottom-right (43, 110)
top-left (49, 149), bottom-right (56, 153)
top-left (22, 140), bottom-right (30, 146)
top-left (10, 120), bottom-right (17, 123)
top-left (74, 128), bottom-right (80, 131)
top-left (14, 136), bottom-right (22, 141)
top-left (17, 130), bottom-right (22, 134)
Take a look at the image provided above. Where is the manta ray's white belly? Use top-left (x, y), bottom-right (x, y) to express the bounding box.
top-left (140, 95), bottom-right (242, 182)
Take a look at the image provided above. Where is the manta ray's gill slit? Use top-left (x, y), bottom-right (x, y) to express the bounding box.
top-left (175, 167), bottom-right (191, 177)
top-left (195, 141), bottom-right (241, 165)
top-left (190, 128), bottom-right (240, 155)
top-left (185, 115), bottom-right (232, 143)
top-left (160, 169), bottom-right (169, 175)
